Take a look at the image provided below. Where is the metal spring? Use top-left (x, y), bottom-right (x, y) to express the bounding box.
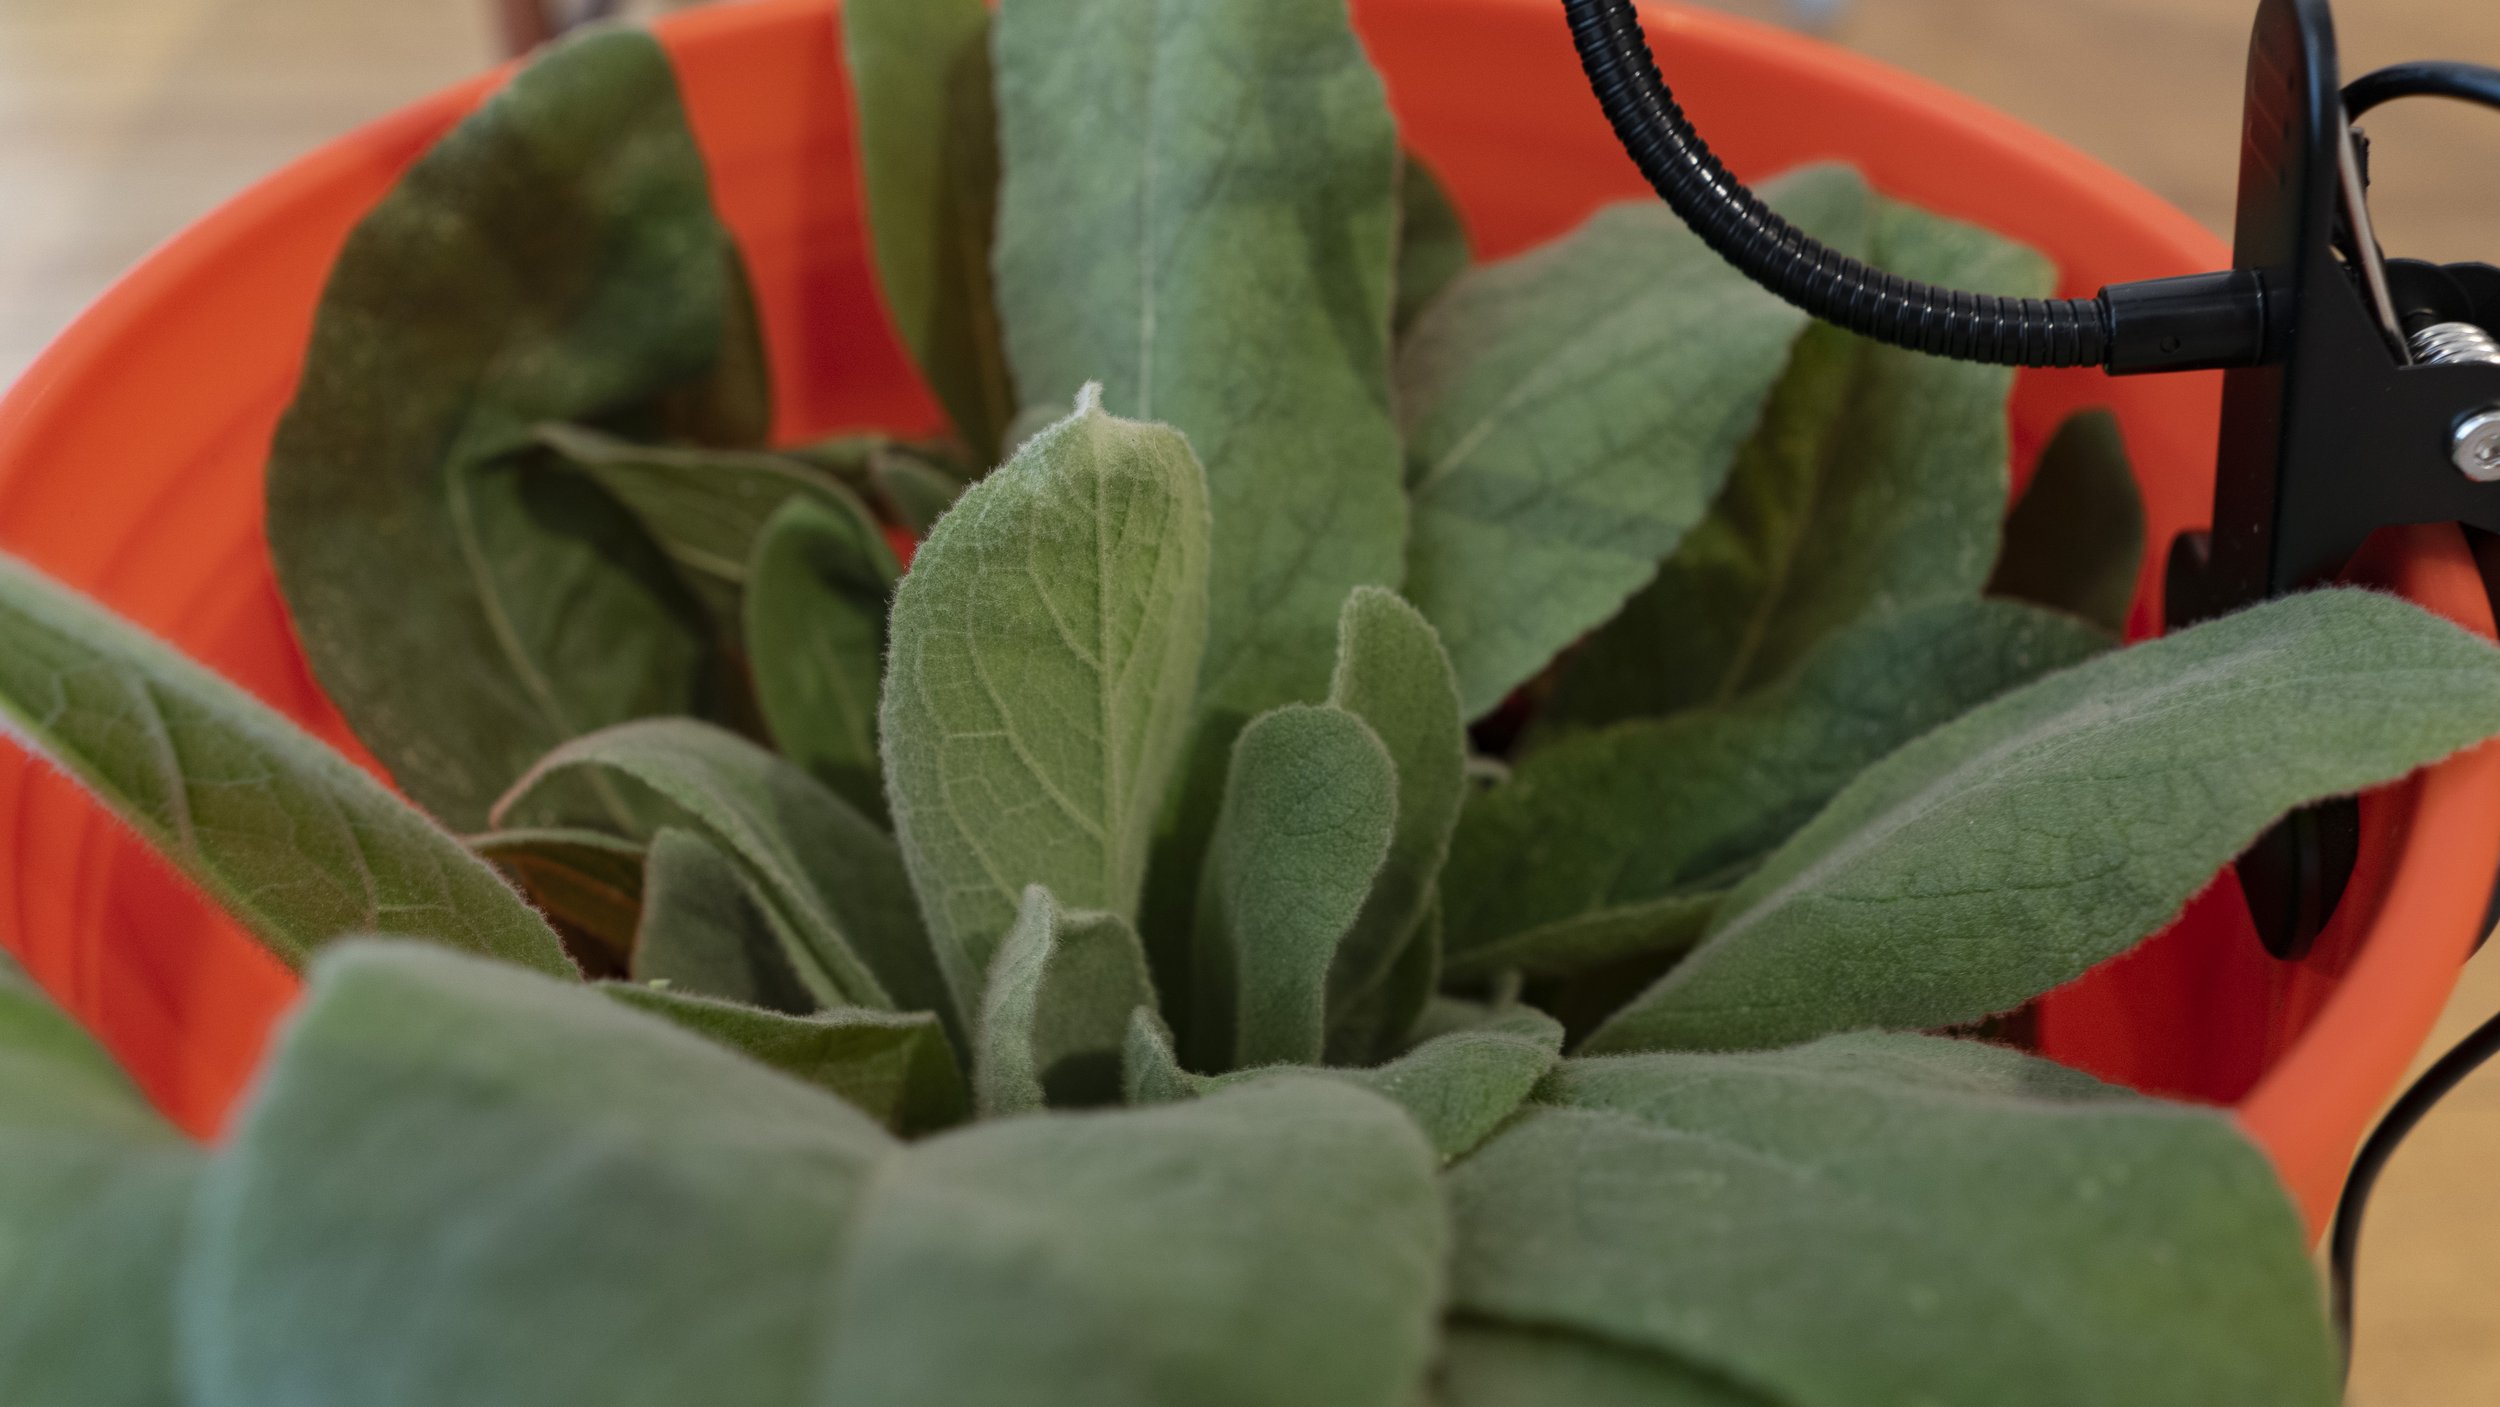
top-left (2408, 321), bottom-right (2500, 368)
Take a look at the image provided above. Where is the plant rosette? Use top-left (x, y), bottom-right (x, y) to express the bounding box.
top-left (0, 3), bottom-right (2493, 1405)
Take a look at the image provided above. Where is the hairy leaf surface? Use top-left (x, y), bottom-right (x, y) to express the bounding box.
top-left (1988, 409), bottom-right (2145, 634)
top-left (604, 984), bottom-right (966, 1135)
top-left (976, 886), bottom-right (1157, 1115)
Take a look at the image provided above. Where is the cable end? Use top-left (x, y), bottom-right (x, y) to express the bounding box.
top-left (2102, 271), bottom-right (2270, 374)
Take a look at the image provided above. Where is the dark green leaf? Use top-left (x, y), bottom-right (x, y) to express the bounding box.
top-left (1395, 155), bottom-right (1471, 331)
top-left (1192, 704), bottom-right (1397, 1072)
top-left (1987, 409), bottom-right (2146, 634)
top-left (1449, 600), bottom-right (2107, 978)
top-left (843, 0), bottom-right (1014, 458)
top-left (183, 941), bottom-right (897, 1407)
top-left (471, 826), bottom-right (646, 970)
top-left (1448, 1034), bottom-right (2339, 1407)
top-left (603, 983), bottom-right (966, 1135)
top-left (1546, 187), bottom-right (2052, 728)
top-left (870, 446), bottom-right (965, 534)
top-left (1329, 890), bottom-right (1444, 1066)
top-left (880, 392), bottom-right (1210, 982)
top-left (744, 492), bottom-right (902, 822)
top-left (628, 826), bottom-right (812, 1014)
top-left (1437, 1326), bottom-right (1770, 1407)
top-left (0, 954), bottom-right (198, 1407)
top-left (993, 0), bottom-right (1404, 733)
top-left (818, 1076), bottom-right (1445, 1407)
top-left (266, 29), bottom-right (762, 828)
top-left (0, 552), bottom-right (570, 976)
top-left (1399, 168), bottom-right (1867, 718)
top-left (1591, 590), bottom-right (2500, 1054)
top-left (977, 886), bottom-right (1158, 1115)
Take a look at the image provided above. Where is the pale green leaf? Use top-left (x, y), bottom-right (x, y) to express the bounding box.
top-left (0, 552), bottom-right (570, 976)
top-left (1437, 1326), bottom-right (1769, 1407)
top-left (1449, 600), bottom-right (2107, 976)
top-left (1592, 590), bottom-right (2500, 1054)
top-left (265, 29), bottom-right (760, 828)
top-left (1395, 154), bottom-right (1471, 331)
top-left (1546, 188), bottom-right (2052, 727)
top-left (880, 393), bottom-right (1210, 983)
top-left (0, 954), bottom-right (198, 1407)
top-left (1448, 1034), bottom-right (2339, 1407)
top-left (628, 827), bottom-right (812, 1013)
top-left (993, 0), bottom-right (1404, 730)
top-left (603, 984), bottom-right (966, 1135)
top-left (817, 1076), bottom-right (1445, 1407)
top-left (1325, 588), bottom-right (1466, 1042)
top-left (977, 886), bottom-right (1157, 1116)
top-left (1988, 409), bottom-right (2146, 635)
top-left (1192, 704), bottom-right (1397, 1071)
top-left (1399, 168), bottom-right (1869, 718)
top-left (182, 941), bottom-right (897, 1407)
top-left (498, 719), bottom-right (948, 1021)
top-left (1120, 1006), bottom-right (1202, 1106)
top-left (1343, 1007), bottom-right (1560, 1161)
top-left (843, 0), bottom-right (1014, 458)
top-left (744, 492), bottom-right (902, 821)
top-left (471, 826), bottom-right (646, 972)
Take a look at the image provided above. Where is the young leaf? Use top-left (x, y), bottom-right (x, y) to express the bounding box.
top-left (603, 984), bottom-right (967, 1135)
top-left (1447, 600), bottom-right (2107, 976)
top-left (0, 552), bottom-right (570, 976)
top-left (265, 28), bottom-right (761, 828)
top-left (1192, 705), bottom-right (1398, 1072)
top-left (976, 886), bottom-right (1158, 1116)
top-left (1398, 167), bottom-right (1865, 718)
top-left (1448, 1034), bottom-right (2339, 1407)
top-left (1394, 155), bottom-right (1471, 331)
top-left (0, 954), bottom-right (199, 1407)
top-left (629, 827), bottom-right (813, 1014)
top-left (880, 393), bottom-right (1210, 983)
top-left (1325, 588), bottom-right (1467, 1040)
top-left (744, 492), bottom-right (903, 821)
top-left (498, 719), bottom-right (948, 1020)
top-left (470, 827), bottom-right (647, 969)
top-left (183, 942), bottom-right (897, 1407)
top-left (1546, 191), bottom-right (2052, 728)
top-left (1438, 1326), bottom-right (1771, 1407)
top-left (535, 422), bottom-right (865, 620)
top-left (1988, 409), bottom-right (2146, 634)
top-left (992, 0), bottom-right (1404, 731)
top-left (1342, 1007), bottom-right (1562, 1161)
top-left (1120, 1006), bottom-right (1203, 1106)
top-left (817, 1076), bottom-right (1445, 1407)
top-left (843, 0), bottom-right (1014, 458)
top-left (1590, 590), bottom-right (2500, 1054)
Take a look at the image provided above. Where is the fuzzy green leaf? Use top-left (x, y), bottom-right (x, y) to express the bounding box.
top-left (992, 0), bottom-right (1403, 730)
top-left (603, 984), bottom-right (966, 1135)
top-left (0, 553), bottom-right (570, 976)
top-left (745, 493), bottom-right (902, 821)
top-left (628, 827), bottom-right (812, 1013)
top-left (880, 394), bottom-right (1210, 983)
top-left (1547, 189), bottom-right (2052, 727)
top-left (498, 719), bottom-right (947, 1021)
top-left (1193, 704), bottom-right (1398, 1071)
top-left (0, 954), bottom-right (198, 1407)
top-left (1394, 155), bottom-right (1471, 331)
top-left (817, 1076), bottom-right (1445, 1407)
top-left (1437, 1326), bottom-right (1770, 1407)
top-left (1449, 1034), bottom-right (2339, 1407)
top-left (1988, 409), bottom-right (2146, 635)
top-left (1344, 1007), bottom-right (1561, 1161)
top-left (1325, 588), bottom-right (1466, 1042)
top-left (183, 942), bottom-right (897, 1407)
top-left (265, 29), bottom-right (762, 828)
top-left (1399, 168), bottom-right (1869, 718)
top-left (471, 827), bottom-right (646, 970)
top-left (1120, 1006), bottom-right (1201, 1106)
top-left (977, 886), bottom-right (1157, 1116)
top-left (1449, 600), bottom-right (2107, 977)
top-left (843, 0), bottom-right (1014, 458)
top-left (1592, 590), bottom-right (2500, 1053)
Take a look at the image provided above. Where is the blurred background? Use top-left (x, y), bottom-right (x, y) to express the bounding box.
top-left (0, 0), bottom-right (2495, 1399)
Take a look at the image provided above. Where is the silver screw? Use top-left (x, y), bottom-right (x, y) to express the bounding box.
top-left (2457, 409), bottom-right (2500, 483)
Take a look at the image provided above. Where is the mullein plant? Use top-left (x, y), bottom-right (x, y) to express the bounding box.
top-left (0, 2), bottom-right (2494, 1404)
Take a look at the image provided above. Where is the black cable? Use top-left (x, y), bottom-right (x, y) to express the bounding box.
top-left (1558, 0), bottom-right (2270, 373)
top-left (2346, 61), bottom-right (2500, 120)
top-left (2329, 1002), bottom-right (2500, 1381)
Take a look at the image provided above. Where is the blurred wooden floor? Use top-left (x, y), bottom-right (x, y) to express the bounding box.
top-left (1, 0), bottom-right (2497, 1400)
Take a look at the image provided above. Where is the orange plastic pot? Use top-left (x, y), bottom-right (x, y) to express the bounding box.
top-left (0, 0), bottom-right (2489, 1234)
